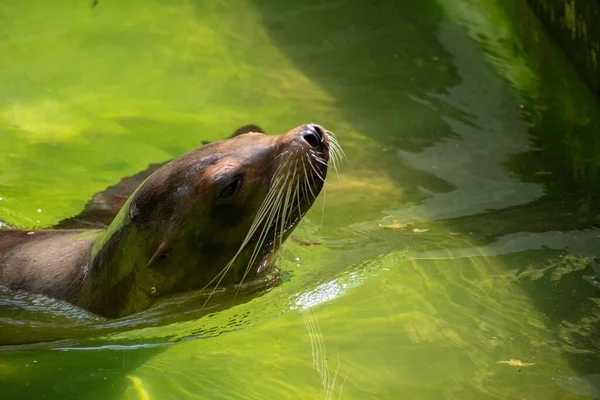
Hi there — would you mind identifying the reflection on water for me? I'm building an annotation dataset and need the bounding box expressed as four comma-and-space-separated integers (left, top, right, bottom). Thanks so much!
1, 0, 600, 399
302, 309, 351, 400
391, 20, 542, 222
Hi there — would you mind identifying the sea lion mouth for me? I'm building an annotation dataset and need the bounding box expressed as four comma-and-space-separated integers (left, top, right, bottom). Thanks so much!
204, 123, 343, 297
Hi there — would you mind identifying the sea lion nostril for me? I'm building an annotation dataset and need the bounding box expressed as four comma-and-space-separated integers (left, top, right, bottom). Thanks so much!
303, 132, 320, 147
302, 124, 324, 148
311, 125, 325, 140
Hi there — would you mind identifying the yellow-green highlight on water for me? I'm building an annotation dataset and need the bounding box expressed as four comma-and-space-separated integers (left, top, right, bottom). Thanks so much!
1, 0, 600, 399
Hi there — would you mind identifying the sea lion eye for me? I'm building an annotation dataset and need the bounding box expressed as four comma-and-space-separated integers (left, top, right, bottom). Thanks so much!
220, 176, 242, 199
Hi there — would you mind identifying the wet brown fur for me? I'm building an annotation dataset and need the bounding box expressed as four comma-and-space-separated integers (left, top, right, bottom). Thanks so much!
0, 230, 95, 301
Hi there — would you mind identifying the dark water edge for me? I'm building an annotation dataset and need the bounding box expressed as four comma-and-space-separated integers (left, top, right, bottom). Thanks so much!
526, 0, 600, 98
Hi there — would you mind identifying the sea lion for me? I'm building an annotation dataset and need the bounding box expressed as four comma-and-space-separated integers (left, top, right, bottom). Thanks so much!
0, 123, 341, 318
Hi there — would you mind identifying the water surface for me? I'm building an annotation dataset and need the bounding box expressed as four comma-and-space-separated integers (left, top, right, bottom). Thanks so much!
1, 0, 599, 399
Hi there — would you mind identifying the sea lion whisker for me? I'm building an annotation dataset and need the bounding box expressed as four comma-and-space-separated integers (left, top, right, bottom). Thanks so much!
291, 157, 312, 239
271, 153, 305, 255
320, 174, 327, 228
293, 159, 304, 221
324, 134, 343, 182
202, 194, 280, 307
251, 170, 289, 254
331, 145, 345, 162
328, 137, 342, 153
244, 180, 282, 239
270, 172, 288, 251
251, 184, 281, 228
272, 160, 289, 181
327, 138, 343, 162
277, 189, 290, 250
301, 166, 318, 232
301, 160, 317, 201
326, 131, 345, 158
302, 159, 319, 201
279, 161, 298, 247
329, 138, 344, 156
309, 150, 326, 161
306, 157, 326, 183
301, 163, 310, 203
294, 186, 308, 240
331, 149, 344, 170
276, 177, 294, 249
268, 160, 290, 193
325, 130, 339, 144
241, 216, 274, 278
311, 154, 333, 179
307, 150, 325, 167
199, 270, 230, 310
331, 158, 340, 182
273, 150, 290, 162
247, 177, 286, 247
286, 170, 302, 232
309, 152, 328, 166
327, 134, 341, 149
256, 186, 281, 222
326, 139, 340, 159
261, 172, 289, 254
244, 206, 277, 268
235, 225, 273, 296
294, 168, 302, 211
200, 173, 287, 305
244, 188, 283, 259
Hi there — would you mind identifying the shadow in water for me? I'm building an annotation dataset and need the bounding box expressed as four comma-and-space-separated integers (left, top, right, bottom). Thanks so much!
243, 0, 600, 381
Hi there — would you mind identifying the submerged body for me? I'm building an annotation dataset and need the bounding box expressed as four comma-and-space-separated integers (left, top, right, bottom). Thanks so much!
0, 124, 340, 317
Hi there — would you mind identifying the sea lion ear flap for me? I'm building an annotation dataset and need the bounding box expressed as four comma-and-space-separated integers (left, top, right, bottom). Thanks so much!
147, 234, 175, 268
200, 125, 265, 146
231, 124, 265, 137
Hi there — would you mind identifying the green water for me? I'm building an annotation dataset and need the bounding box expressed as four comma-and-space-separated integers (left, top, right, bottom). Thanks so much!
1, 0, 600, 399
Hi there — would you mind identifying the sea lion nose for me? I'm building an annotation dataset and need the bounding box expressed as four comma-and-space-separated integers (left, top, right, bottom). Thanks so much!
302, 124, 324, 148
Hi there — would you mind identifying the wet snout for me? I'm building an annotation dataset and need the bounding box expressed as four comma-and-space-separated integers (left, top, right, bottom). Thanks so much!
301, 124, 326, 148
280, 123, 330, 155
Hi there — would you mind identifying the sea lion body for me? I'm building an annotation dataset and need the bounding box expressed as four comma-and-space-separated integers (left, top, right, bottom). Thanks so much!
0, 230, 97, 301
0, 124, 336, 317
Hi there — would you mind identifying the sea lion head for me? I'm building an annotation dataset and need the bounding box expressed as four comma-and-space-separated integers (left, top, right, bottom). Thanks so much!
83, 123, 340, 317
